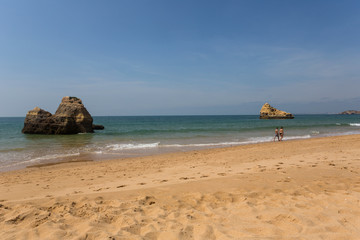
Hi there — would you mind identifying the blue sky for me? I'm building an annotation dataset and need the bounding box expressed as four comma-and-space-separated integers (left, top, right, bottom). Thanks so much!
1, 0, 360, 116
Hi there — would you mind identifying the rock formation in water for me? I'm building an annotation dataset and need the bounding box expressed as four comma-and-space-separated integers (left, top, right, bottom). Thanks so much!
259, 103, 294, 119
92, 124, 105, 130
22, 96, 104, 134
339, 110, 360, 115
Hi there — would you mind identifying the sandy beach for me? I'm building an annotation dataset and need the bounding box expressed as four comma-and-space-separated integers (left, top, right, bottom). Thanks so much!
1, 134, 360, 239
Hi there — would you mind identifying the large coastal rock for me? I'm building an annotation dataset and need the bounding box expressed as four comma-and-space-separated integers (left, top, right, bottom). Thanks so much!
259, 103, 294, 119
339, 110, 360, 115
22, 96, 104, 134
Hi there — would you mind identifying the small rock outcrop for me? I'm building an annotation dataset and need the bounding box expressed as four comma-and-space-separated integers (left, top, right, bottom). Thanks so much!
22, 96, 104, 134
92, 124, 105, 130
339, 110, 360, 115
260, 103, 294, 119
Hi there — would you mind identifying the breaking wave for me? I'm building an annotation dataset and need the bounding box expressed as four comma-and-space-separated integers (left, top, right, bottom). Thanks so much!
105, 142, 160, 151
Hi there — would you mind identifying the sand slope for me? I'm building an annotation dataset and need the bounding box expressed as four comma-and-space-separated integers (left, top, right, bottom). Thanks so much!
1, 135, 360, 239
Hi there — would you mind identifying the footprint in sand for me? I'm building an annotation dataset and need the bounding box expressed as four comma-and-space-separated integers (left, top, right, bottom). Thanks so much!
116, 185, 127, 188
217, 173, 226, 176
138, 196, 156, 206
160, 179, 168, 183
138, 182, 146, 185
95, 197, 104, 204
180, 177, 195, 180
0, 203, 8, 209
6, 214, 26, 224
284, 177, 291, 182
200, 175, 208, 178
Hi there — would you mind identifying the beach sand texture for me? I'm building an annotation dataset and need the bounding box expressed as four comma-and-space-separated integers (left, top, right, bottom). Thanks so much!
1, 135, 360, 239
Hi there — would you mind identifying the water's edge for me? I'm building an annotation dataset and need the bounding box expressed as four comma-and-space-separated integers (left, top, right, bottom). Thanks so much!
1, 115, 360, 172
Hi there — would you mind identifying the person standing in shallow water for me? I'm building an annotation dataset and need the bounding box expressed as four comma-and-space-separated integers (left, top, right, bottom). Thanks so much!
279, 126, 284, 141
274, 127, 279, 142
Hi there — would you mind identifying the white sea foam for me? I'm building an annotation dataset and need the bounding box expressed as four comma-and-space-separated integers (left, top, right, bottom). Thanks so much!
322, 130, 360, 137
29, 152, 81, 162
106, 142, 160, 151
245, 136, 274, 143
162, 142, 243, 148
284, 135, 311, 140
245, 135, 311, 143
350, 123, 360, 127
162, 135, 312, 149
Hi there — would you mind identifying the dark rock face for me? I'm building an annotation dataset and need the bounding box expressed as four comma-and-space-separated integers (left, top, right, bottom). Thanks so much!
339, 110, 360, 115
22, 97, 104, 134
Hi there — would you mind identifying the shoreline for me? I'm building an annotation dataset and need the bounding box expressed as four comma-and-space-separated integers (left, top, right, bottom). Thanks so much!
2, 114, 360, 173
16, 132, 360, 171
24, 136, 307, 171
1, 134, 360, 239
0, 132, 351, 173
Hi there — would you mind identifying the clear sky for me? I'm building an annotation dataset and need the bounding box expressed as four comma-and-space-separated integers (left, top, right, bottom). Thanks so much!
1, 0, 360, 116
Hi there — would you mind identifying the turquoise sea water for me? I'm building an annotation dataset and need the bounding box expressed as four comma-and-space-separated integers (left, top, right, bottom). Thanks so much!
1, 115, 360, 171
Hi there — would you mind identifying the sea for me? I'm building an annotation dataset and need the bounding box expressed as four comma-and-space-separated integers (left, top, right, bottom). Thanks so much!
1, 115, 360, 172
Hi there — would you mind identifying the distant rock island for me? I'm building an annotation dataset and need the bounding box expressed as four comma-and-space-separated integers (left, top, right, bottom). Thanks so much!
260, 103, 294, 119
22, 96, 104, 134
339, 110, 360, 115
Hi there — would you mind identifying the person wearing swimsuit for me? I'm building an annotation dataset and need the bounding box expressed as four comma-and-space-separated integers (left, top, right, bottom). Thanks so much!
274, 127, 279, 142
279, 126, 284, 141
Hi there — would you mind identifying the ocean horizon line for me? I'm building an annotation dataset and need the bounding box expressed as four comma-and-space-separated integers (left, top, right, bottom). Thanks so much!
0, 113, 346, 118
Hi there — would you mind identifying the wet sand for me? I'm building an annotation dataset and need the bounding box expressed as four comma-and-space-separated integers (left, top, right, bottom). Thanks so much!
1, 135, 360, 239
